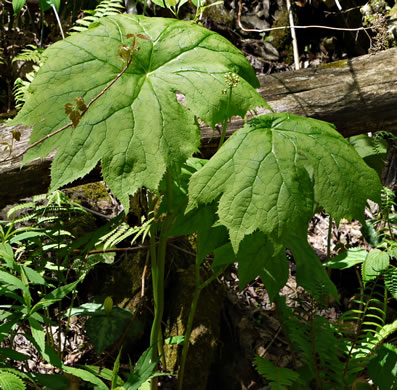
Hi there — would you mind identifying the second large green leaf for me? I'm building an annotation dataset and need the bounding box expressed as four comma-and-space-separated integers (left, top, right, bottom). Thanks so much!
13, 15, 266, 209
187, 113, 382, 251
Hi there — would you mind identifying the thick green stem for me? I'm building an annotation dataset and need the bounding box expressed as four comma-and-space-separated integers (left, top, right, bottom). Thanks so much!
150, 171, 175, 390
177, 238, 226, 390
148, 194, 158, 349
177, 265, 202, 390
150, 229, 168, 366
218, 87, 232, 150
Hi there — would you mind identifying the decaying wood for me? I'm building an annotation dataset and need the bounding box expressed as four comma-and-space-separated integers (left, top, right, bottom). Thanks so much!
1, 48, 397, 207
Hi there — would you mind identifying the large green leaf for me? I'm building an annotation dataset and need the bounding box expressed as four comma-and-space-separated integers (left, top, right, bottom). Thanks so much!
187, 113, 382, 252
13, 15, 266, 209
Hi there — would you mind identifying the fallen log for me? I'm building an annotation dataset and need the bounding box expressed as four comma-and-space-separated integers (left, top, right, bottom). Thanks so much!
1, 48, 397, 208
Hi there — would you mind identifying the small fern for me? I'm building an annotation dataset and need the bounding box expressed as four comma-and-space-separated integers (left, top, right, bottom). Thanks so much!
12, 45, 45, 110
337, 277, 397, 385
98, 214, 154, 250
7, 191, 86, 226
12, 44, 44, 64
384, 267, 397, 299
380, 187, 396, 220
70, 0, 125, 33
373, 130, 397, 151
253, 357, 300, 389
274, 295, 346, 389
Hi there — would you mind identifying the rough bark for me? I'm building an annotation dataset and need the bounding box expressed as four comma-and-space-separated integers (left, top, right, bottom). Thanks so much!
1, 48, 397, 207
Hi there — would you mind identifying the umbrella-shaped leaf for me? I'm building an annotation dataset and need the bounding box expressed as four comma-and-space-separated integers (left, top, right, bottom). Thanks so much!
187, 113, 382, 252
13, 15, 266, 209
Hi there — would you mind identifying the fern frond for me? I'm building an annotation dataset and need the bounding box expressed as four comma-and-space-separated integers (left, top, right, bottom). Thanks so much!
12, 45, 44, 65
373, 318, 397, 348
7, 191, 86, 227
12, 45, 45, 110
341, 279, 395, 384
384, 267, 397, 300
99, 216, 154, 250
253, 357, 300, 389
380, 187, 396, 219
311, 316, 346, 388
70, 0, 125, 33
374, 130, 397, 150
12, 78, 28, 110
275, 295, 345, 389
7, 196, 46, 220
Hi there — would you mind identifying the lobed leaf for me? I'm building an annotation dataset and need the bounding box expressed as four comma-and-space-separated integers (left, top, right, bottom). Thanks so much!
187, 113, 380, 298
13, 15, 266, 210
187, 113, 382, 252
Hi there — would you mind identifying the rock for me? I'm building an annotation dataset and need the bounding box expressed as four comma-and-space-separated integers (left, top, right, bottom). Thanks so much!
240, 15, 270, 31
241, 39, 279, 61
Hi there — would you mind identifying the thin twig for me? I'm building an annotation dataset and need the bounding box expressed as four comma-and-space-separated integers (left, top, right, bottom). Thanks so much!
260, 326, 282, 358
237, 0, 371, 34
15, 122, 74, 160
142, 249, 150, 297
72, 245, 151, 255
